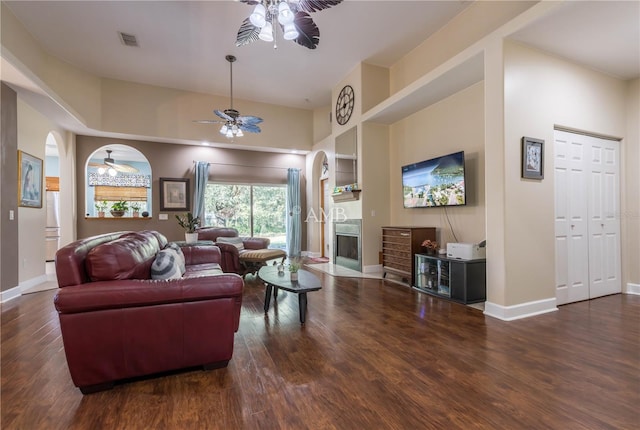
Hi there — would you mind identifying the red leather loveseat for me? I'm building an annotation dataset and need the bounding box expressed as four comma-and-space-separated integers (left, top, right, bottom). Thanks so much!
54, 230, 243, 394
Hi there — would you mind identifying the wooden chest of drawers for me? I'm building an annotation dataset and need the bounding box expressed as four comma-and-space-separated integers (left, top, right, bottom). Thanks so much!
382, 227, 436, 284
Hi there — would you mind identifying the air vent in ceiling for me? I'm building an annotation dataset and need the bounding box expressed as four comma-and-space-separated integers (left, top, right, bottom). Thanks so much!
118, 32, 139, 47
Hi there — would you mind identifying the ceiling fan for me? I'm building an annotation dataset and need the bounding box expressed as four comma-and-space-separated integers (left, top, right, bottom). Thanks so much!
89, 149, 138, 174
236, 0, 344, 50
193, 55, 263, 139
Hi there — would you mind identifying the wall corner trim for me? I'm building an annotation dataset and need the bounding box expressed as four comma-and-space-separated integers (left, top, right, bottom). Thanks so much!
1, 286, 21, 303
484, 297, 558, 321
626, 283, 640, 295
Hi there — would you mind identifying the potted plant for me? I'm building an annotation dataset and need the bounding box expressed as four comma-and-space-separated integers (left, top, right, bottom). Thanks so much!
110, 201, 129, 217
175, 212, 200, 243
421, 239, 439, 255
130, 202, 141, 218
289, 260, 301, 282
95, 201, 108, 218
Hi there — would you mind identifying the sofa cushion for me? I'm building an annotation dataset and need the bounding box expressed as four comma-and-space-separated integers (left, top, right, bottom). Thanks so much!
165, 242, 186, 275
184, 263, 223, 278
151, 249, 182, 280
85, 232, 160, 281
217, 236, 245, 251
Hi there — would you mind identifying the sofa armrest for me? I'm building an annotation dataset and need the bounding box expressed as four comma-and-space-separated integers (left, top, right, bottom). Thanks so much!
181, 245, 221, 266
54, 275, 243, 314
241, 237, 270, 250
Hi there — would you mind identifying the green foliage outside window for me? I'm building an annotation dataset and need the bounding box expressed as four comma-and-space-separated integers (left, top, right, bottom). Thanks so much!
204, 184, 286, 249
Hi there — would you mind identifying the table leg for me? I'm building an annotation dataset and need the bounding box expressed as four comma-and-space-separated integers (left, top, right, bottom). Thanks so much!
264, 284, 273, 313
273, 287, 278, 299
298, 292, 308, 324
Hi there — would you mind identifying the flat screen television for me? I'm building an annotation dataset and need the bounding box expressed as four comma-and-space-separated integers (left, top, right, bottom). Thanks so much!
402, 151, 466, 208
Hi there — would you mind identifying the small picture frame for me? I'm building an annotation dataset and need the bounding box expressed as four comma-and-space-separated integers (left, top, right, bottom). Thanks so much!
18, 150, 43, 208
159, 178, 190, 211
522, 137, 544, 180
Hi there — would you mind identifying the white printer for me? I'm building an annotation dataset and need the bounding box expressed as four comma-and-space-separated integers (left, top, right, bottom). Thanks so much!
446, 243, 486, 260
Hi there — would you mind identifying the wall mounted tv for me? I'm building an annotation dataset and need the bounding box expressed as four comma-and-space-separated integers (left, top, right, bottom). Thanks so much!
402, 151, 466, 208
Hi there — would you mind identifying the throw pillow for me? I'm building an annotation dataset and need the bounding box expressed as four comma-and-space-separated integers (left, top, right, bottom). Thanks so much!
151, 249, 182, 280
216, 236, 245, 251
165, 242, 186, 275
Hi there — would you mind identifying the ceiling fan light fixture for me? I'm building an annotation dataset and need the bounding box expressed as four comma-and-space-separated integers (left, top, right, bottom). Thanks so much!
220, 124, 228, 134
258, 21, 274, 42
283, 23, 299, 40
225, 128, 234, 138
249, 3, 266, 28
98, 167, 106, 175
108, 168, 117, 177
278, 1, 294, 25
236, 129, 244, 137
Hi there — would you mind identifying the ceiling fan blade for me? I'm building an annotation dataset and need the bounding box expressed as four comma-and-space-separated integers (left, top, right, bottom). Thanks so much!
292, 12, 320, 49
294, 0, 343, 13
193, 119, 224, 124
236, 17, 260, 47
105, 161, 138, 173
214, 109, 233, 121
238, 115, 263, 125
239, 124, 261, 134
89, 161, 107, 168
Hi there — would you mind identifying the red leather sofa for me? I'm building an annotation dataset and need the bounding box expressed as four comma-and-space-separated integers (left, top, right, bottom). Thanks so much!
196, 227, 273, 274
54, 230, 243, 394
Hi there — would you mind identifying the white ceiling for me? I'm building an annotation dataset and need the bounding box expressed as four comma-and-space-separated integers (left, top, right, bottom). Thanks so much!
2, 0, 639, 160
510, 1, 640, 81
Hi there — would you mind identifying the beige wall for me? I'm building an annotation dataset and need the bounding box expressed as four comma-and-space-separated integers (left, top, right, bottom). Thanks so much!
390, 1, 536, 95
624, 79, 640, 289
1, 3, 102, 127
503, 41, 631, 305
76, 136, 306, 242
390, 82, 486, 246
16, 99, 68, 286
100, 78, 314, 152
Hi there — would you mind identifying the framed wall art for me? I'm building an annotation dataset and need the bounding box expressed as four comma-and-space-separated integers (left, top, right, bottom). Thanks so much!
18, 150, 43, 208
521, 137, 544, 180
159, 178, 190, 211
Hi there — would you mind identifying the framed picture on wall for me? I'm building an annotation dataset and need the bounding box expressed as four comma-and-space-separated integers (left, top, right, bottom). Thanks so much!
18, 150, 43, 208
159, 178, 190, 211
521, 137, 544, 180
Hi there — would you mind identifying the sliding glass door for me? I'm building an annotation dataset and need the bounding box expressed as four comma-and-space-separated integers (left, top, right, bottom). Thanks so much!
204, 183, 286, 249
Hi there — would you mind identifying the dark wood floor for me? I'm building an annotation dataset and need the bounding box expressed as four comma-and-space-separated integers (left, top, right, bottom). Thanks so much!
2, 268, 639, 429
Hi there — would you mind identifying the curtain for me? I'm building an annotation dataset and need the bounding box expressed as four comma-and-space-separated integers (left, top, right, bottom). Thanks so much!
286, 168, 301, 258
192, 161, 209, 223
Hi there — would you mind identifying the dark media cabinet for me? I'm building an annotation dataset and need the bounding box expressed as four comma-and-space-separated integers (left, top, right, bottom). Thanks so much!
414, 253, 486, 304
382, 227, 436, 284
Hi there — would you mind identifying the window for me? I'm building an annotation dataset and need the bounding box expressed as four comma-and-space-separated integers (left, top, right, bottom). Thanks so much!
204, 183, 286, 249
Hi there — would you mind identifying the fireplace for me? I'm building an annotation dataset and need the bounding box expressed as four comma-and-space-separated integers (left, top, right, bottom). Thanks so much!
333, 219, 362, 272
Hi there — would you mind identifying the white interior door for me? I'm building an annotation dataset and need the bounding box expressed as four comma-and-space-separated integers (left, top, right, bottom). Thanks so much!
554, 130, 621, 305
587, 136, 621, 298
554, 131, 590, 304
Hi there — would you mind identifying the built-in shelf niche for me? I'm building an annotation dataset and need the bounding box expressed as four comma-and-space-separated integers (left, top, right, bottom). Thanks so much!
331, 189, 361, 202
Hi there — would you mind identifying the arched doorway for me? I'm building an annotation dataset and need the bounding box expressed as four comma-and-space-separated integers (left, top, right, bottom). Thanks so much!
85, 145, 152, 218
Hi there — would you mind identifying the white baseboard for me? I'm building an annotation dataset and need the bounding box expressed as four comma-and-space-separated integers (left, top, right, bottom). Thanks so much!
627, 283, 640, 295
1, 286, 21, 303
363, 264, 382, 274
20, 274, 48, 293
484, 297, 558, 321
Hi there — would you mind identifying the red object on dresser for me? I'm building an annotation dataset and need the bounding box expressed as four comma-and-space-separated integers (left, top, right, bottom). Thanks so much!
54, 230, 243, 394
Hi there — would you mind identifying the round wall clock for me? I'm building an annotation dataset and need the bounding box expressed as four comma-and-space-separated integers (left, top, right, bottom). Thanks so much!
335, 85, 355, 125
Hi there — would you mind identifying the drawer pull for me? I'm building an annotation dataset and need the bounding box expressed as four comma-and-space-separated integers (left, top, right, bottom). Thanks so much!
400, 233, 409, 236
